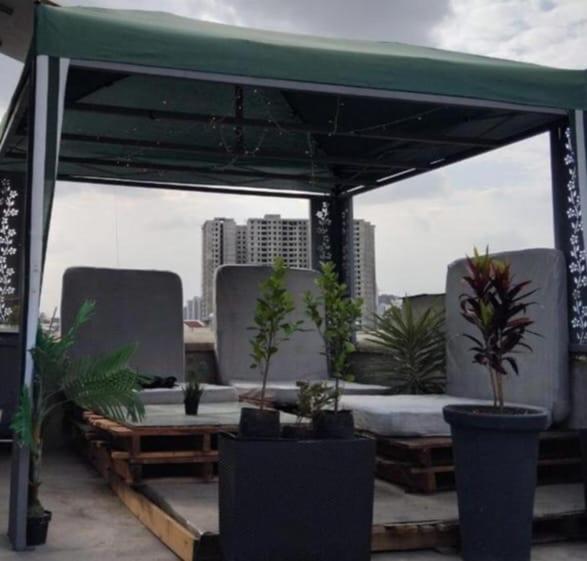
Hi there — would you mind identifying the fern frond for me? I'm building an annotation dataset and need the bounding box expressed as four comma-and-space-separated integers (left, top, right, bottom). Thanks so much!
10, 387, 36, 451
62, 344, 145, 422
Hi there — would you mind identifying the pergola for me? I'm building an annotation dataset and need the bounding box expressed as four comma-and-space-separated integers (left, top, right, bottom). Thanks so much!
0, 2, 586, 550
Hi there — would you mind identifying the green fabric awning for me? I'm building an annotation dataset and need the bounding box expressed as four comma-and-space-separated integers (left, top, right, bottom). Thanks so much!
35, 5, 587, 111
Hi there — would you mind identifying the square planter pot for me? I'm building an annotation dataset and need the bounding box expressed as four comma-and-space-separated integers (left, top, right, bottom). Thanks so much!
219, 434, 375, 561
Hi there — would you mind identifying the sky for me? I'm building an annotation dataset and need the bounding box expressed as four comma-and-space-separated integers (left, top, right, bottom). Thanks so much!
1, 0, 586, 314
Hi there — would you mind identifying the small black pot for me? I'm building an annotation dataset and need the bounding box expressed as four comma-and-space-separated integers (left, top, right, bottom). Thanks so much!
26, 510, 52, 546
443, 405, 549, 561
313, 410, 355, 439
184, 397, 201, 415
239, 407, 280, 438
580, 429, 587, 509
281, 425, 313, 439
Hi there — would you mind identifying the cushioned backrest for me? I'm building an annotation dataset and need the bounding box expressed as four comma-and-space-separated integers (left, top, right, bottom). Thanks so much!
214, 265, 327, 384
61, 267, 185, 380
446, 248, 569, 422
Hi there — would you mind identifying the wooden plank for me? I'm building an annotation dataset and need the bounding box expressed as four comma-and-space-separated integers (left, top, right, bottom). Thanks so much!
111, 450, 219, 463
372, 511, 587, 552
371, 520, 458, 551
110, 475, 197, 561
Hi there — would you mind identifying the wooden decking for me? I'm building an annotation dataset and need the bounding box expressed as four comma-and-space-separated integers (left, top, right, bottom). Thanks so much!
374, 431, 583, 493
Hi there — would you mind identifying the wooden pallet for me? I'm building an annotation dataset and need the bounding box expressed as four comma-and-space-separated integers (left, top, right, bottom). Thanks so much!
371, 510, 587, 552
72, 411, 224, 484
73, 419, 587, 558
375, 431, 582, 493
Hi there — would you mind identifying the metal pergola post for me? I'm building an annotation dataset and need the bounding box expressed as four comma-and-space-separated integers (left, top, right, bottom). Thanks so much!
309, 192, 355, 295
8, 54, 68, 551
551, 113, 587, 349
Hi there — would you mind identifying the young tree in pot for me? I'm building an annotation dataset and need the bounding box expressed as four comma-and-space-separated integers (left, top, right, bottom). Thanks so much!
442, 248, 548, 561
240, 257, 303, 438
11, 301, 145, 546
282, 381, 339, 439
305, 261, 362, 438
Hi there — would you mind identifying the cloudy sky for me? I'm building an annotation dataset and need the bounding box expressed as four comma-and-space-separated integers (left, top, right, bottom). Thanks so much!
1, 0, 586, 314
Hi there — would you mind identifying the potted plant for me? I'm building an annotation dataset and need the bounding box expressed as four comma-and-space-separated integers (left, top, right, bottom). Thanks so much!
442, 248, 548, 561
240, 256, 303, 438
183, 373, 202, 415
220, 262, 375, 561
305, 261, 362, 438
281, 381, 338, 439
367, 300, 446, 393
11, 301, 145, 546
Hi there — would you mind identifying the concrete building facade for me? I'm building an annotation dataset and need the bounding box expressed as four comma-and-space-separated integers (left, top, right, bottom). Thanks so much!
201, 214, 376, 325
183, 296, 202, 321
201, 218, 238, 321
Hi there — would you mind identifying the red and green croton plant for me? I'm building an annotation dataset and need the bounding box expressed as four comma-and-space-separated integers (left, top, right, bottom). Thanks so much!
460, 248, 536, 411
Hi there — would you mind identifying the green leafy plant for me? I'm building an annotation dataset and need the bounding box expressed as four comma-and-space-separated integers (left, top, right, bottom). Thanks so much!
11, 301, 144, 518
183, 372, 202, 403
460, 248, 536, 411
367, 300, 446, 394
304, 261, 363, 412
249, 257, 304, 409
296, 381, 339, 423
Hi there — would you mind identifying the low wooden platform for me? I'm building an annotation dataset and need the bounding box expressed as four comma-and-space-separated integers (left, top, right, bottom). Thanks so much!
375, 431, 583, 493
71, 403, 300, 485
72, 409, 587, 559
73, 411, 221, 484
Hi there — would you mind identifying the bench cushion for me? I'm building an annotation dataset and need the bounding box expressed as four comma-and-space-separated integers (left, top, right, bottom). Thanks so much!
232, 380, 388, 405
215, 265, 327, 384
341, 394, 551, 437
61, 267, 185, 380
140, 384, 238, 405
446, 248, 569, 422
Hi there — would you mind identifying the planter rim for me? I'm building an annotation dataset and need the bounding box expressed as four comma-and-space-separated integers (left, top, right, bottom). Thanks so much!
220, 432, 366, 443
443, 404, 549, 432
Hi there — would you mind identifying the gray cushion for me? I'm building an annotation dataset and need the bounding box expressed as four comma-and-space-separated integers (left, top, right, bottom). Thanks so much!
231, 380, 389, 405
140, 384, 238, 405
446, 248, 569, 423
61, 267, 185, 381
341, 394, 550, 437
214, 265, 327, 384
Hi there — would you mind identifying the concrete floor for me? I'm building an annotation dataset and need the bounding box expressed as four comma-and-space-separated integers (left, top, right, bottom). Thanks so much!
147, 476, 583, 533
1, 447, 586, 560
0, 446, 174, 561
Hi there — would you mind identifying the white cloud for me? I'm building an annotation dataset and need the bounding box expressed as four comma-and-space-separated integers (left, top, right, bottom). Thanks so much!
0, 0, 582, 309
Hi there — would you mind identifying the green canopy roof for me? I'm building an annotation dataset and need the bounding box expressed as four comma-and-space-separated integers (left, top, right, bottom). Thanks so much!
0, 5, 577, 196
36, 5, 586, 111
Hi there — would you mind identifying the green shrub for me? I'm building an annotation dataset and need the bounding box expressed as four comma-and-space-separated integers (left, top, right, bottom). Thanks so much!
367, 300, 446, 394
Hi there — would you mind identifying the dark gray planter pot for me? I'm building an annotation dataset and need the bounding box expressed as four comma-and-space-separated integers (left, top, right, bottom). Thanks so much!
443, 405, 549, 561
219, 434, 375, 561
580, 429, 587, 509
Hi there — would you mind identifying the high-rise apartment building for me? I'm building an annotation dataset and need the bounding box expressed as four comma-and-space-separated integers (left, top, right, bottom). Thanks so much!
183, 296, 202, 321
246, 215, 310, 268
353, 219, 377, 327
201, 215, 376, 326
201, 218, 238, 321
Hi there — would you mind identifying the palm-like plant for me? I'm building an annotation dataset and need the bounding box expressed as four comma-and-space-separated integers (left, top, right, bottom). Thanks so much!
367, 300, 446, 394
460, 248, 536, 411
11, 300, 144, 518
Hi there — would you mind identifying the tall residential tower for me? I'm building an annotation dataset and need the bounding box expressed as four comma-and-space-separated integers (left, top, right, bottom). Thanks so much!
201, 214, 376, 326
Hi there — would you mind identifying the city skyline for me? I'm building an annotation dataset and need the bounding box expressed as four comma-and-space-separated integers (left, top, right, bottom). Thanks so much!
199, 214, 377, 326
13, 1, 582, 316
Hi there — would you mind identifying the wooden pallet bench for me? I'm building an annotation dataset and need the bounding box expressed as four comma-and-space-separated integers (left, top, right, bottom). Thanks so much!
375, 431, 582, 493
73, 411, 225, 484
